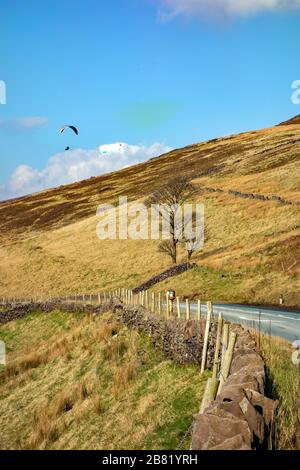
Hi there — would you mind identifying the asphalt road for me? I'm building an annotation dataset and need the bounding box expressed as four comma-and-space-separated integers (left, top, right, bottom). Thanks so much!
185, 302, 300, 343
66, 294, 300, 344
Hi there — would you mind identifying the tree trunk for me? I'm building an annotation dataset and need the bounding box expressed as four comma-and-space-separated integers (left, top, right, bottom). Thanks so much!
172, 238, 177, 264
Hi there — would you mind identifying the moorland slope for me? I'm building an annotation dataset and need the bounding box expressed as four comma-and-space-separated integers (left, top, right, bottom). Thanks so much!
0, 117, 299, 307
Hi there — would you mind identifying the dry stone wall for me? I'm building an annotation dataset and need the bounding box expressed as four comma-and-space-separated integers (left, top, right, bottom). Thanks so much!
113, 302, 218, 367
132, 262, 197, 294
0, 299, 217, 367
191, 325, 277, 450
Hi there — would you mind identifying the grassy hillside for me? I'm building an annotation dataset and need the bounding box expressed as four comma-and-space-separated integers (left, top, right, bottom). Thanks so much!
0, 119, 299, 307
0, 310, 208, 450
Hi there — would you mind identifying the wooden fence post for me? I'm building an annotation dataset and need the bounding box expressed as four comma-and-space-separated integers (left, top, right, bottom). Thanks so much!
186, 299, 190, 320
151, 293, 155, 313
200, 302, 213, 374
176, 297, 181, 319
166, 293, 169, 319
218, 331, 237, 392
197, 300, 201, 321
221, 323, 229, 366
158, 292, 161, 315
212, 313, 223, 379
200, 378, 220, 414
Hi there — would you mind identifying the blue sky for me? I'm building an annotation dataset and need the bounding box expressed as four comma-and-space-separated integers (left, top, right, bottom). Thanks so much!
0, 0, 300, 198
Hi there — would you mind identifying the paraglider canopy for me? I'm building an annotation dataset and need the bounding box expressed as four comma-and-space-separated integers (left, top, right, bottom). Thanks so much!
59, 125, 78, 151
59, 125, 78, 135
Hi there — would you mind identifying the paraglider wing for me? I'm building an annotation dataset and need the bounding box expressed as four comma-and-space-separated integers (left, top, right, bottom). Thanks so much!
65, 147, 70, 151
59, 125, 78, 135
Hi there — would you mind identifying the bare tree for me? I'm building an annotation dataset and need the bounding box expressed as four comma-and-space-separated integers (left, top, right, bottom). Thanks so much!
182, 237, 200, 263
146, 176, 195, 264
146, 176, 194, 208
180, 209, 206, 263
158, 240, 177, 264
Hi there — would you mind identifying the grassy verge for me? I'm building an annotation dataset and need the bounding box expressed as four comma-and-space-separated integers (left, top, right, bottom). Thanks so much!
258, 334, 300, 450
0, 310, 209, 450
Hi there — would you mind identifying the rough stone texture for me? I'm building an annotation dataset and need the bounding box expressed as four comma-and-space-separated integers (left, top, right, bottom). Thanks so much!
203, 186, 298, 206
113, 303, 218, 367
0, 300, 100, 324
192, 405, 252, 450
191, 324, 277, 450
132, 262, 197, 294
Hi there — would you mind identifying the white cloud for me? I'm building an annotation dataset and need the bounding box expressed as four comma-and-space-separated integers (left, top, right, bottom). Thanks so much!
0, 142, 172, 201
0, 116, 48, 132
157, 0, 300, 20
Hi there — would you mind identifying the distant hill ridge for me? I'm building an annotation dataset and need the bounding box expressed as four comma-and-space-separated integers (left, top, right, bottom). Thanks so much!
278, 114, 300, 126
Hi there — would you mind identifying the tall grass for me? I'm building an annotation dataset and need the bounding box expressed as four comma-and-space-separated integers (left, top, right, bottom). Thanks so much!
256, 333, 300, 450
0, 310, 208, 450
28, 380, 90, 449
